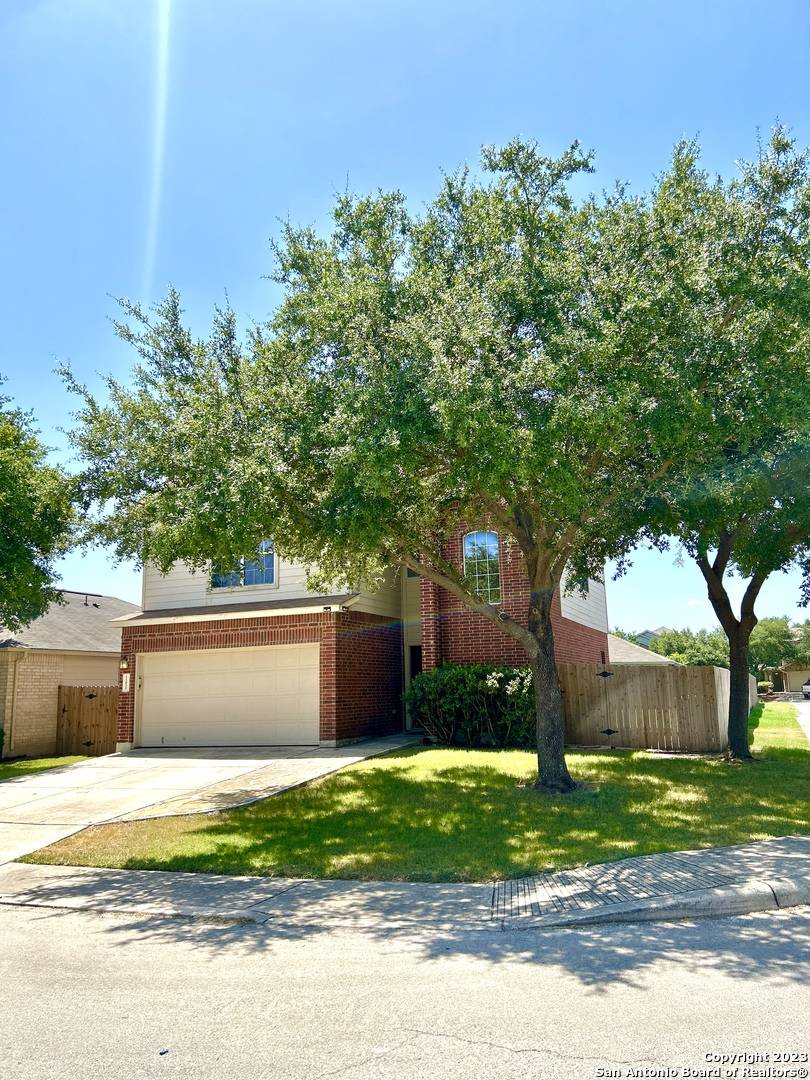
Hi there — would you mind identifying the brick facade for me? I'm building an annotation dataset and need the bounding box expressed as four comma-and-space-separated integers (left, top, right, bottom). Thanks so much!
420, 528, 609, 670
0, 650, 120, 758
117, 609, 403, 747
116, 529, 607, 748
1, 651, 63, 757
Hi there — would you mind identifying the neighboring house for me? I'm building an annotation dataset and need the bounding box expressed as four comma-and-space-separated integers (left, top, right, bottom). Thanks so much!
0, 591, 139, 758
113, 527, 610, 750
635, 626, 674, 649
778, 663, 810, 693
607, 634, 681, 665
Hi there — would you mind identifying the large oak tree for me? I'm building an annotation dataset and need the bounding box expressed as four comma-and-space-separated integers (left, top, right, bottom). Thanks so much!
65, 137, 791, 791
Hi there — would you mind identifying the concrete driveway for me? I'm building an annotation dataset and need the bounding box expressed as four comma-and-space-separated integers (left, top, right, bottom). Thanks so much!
0, 735, 415, 864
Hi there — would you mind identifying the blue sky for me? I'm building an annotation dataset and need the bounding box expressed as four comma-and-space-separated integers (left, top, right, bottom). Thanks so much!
2, 0, 808, 631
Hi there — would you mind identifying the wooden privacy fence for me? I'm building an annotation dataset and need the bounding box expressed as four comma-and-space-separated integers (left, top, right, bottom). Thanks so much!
56, 685, 119, 756
559, 664, 756, 753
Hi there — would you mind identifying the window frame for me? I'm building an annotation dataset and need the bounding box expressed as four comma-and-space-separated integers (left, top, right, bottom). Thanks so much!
462, 529, 501, 604
209, 540, 279, 591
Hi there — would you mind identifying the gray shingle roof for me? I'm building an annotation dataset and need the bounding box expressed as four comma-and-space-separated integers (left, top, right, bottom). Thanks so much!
0, 591, 139, 653
115, 593, 356, 625
608, 634, 681, 665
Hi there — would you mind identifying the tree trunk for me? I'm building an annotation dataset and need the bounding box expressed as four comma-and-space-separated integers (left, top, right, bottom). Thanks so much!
695, 544, 764, 763
528, 588, 576, 793
728, 629, 754, 760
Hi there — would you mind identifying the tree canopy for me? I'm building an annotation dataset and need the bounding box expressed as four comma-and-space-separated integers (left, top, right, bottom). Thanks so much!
65, 130, 810, 783
66, 139, 721, 790
649, 628, 730, 668
748, 616, 800, 675
639, 128, 810, 755
0, 388, 73, 631
646, 619, 802, 675
794, 620, 810, 666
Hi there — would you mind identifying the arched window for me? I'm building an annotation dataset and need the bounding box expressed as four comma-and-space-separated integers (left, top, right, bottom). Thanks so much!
463, 530, 501, 603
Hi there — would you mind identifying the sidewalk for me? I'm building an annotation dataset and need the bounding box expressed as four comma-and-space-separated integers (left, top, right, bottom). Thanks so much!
1, 835, 808, 931
493, 835, 810, 928
794, 699, 810, 745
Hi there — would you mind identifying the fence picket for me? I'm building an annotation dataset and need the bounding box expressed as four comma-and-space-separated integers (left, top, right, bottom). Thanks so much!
558, 663, 740, 753
56, 686, 119, 756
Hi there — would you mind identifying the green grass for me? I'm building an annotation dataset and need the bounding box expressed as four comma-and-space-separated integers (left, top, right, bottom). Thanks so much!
24, 702, 809, 882
0, 755, 86, 782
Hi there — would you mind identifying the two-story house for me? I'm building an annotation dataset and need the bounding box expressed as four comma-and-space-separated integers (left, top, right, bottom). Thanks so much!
112, 529, 609, 750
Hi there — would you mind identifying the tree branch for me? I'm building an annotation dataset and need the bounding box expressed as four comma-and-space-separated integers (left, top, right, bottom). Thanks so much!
739, 566, 767, 634
695, 550, 739, 638
712, 530, 735, 579
402, 553, 538, 656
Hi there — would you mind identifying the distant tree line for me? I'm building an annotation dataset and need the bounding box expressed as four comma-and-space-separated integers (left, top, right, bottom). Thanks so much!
615, 619, 810, 676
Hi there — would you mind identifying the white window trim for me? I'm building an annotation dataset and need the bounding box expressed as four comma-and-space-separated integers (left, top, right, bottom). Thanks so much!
207, 547, 280, 593
462, 529, 502, 605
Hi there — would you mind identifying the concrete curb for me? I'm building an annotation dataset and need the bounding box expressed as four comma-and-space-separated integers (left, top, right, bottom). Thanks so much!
3, 876, 808, 931
1, 840, 809, 932
0, 897, 268, 926
498, 876, 810, 930
1, 873, 808, 932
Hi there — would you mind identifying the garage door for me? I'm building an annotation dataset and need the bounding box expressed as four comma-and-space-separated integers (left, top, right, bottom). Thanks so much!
138, 644, 320, 746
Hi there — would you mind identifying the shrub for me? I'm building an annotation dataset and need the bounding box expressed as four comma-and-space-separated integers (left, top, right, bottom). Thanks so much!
404, 663, 535, 748
757, 680, 774, 693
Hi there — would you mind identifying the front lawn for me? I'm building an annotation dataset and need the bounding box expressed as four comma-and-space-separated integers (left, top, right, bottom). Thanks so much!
0, 755, 87, 783
24, 702, 809, 882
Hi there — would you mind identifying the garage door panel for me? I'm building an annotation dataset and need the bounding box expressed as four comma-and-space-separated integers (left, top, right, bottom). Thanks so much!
138, 644, 320, 746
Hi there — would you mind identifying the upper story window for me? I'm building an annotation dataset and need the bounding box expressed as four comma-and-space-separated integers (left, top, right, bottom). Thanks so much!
463, 530, 501, 603
211, 540, 275, 589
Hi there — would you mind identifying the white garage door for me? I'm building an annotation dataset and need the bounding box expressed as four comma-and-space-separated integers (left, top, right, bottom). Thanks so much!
138, 644, 320, 747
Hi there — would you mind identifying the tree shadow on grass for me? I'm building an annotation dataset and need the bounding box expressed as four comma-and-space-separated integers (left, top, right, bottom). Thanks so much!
17, 736, 809, 989
29, 745, 810, 884
14, 742, 810, 988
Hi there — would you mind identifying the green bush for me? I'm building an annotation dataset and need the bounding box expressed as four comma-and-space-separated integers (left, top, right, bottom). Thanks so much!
404, 663, 535, 748
757, 680, 774, 693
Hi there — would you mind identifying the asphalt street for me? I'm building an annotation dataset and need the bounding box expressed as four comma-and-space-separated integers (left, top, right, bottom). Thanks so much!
2, 902, 808, 1079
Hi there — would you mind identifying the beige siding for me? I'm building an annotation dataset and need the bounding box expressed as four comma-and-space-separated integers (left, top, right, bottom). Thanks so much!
784, 668, 810, 692
61, 653, 119, 686
143, 560, 611, 633
142, 557, 326, 611
143, 558, 404, 617
403, 573, 422, 645
560, 574, 609, 633
351, 567, 402, 619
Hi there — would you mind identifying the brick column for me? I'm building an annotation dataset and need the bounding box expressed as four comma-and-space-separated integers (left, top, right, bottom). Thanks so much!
116, 627, 136, 749
420, 578, 442, 671
319, 616, 339, 743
